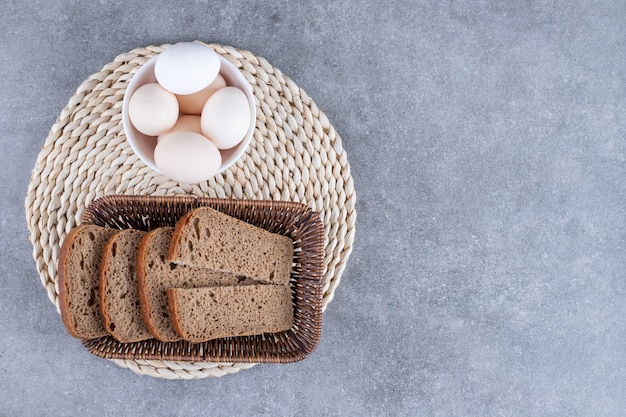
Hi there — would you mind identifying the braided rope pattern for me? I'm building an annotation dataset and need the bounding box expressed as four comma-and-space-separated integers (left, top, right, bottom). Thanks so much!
25, 42, 356, 379
112, 359, 257, 379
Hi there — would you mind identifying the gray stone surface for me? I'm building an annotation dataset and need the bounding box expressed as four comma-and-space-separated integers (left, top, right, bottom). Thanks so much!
2, 1, 625, 416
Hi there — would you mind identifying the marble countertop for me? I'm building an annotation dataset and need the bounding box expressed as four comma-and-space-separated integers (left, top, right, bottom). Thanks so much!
2, 1, 624, 416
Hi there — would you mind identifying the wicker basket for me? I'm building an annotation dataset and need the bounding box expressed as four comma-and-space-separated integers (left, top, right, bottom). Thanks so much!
78, 195, 324, 363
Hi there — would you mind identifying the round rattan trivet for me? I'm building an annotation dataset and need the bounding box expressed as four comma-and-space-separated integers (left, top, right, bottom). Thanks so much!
25, 42, 356, 379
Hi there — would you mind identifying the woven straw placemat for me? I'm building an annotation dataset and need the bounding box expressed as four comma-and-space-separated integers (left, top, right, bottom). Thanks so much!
24, 42, 356, 379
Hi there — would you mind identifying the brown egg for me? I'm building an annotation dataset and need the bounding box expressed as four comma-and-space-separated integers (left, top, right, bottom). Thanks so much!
176, 74, 227, 115
157, 115, 203, 144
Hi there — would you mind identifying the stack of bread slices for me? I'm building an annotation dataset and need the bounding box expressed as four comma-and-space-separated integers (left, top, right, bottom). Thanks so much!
57, 206, 294, 344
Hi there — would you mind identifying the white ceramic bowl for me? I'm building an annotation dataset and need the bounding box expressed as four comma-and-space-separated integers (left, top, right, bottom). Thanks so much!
122, 46, 256, 181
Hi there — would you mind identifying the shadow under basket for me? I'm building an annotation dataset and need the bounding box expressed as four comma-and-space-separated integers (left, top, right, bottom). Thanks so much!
79, 195, 325, 364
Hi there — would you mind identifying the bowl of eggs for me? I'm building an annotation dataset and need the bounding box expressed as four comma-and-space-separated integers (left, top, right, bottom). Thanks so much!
122, 42, 256, 184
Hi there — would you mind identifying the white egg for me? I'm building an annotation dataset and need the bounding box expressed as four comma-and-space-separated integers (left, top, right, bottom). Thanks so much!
201, 87, 251, 149
177, 74, 227, 115
128, 83, 179, 136
155, 42, 221, 95
154, 131, 222, 184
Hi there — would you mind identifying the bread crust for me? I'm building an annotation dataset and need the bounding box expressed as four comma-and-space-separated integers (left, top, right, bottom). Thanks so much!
167, 285, 294, 343
136, 228, 175, 341
58, 225, 114, 339
98, 229, 122, 338
139, 226, 256, 342
99, 229, 151, 343
166, 288, 184, 340
57, 208, 297, 344
166, 207, 293, 285
57, 225, 88, 339
166, 210, 194, 265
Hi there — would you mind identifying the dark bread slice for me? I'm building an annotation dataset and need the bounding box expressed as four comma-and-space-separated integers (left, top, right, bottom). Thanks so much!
58, 225, 118, 339
137, 227, 258, 342
167, 284, 294, 343
99, 229, 152, 343
167, 207, 294, 285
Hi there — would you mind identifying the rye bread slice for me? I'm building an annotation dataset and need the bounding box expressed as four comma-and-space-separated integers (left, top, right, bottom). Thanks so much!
137, 227, 258, 342
57, 225, 118, 339
167, 284, 294, 343
99, 229, 152, 343
167, 207, 294, 285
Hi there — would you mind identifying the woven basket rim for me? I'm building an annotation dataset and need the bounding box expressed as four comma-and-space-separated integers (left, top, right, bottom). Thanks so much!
78, 195, 324, 363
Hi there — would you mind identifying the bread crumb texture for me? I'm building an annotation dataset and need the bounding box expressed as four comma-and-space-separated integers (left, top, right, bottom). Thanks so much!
138, 227, 258, 342
58, 206, 297, 344
100, 229, 152, 343
59, 225, 117, 339
168, 284, 294, 343
168, 207, 293, 285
